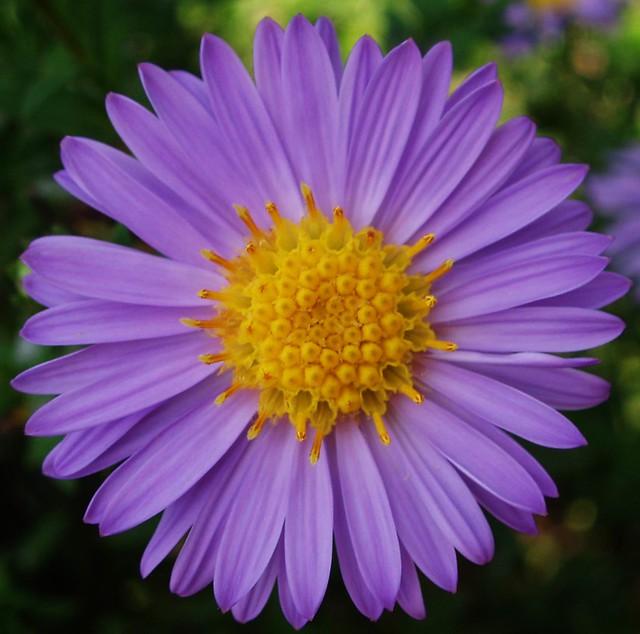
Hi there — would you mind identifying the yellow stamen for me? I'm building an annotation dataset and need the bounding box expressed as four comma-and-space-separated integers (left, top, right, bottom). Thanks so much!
200, 249, 236, 272
424, 258, 454, 284
372, 412, 391, 445
406, 233, 436, 258
198, 289, 235, 302
234, 204, 265, 240
425, 339, 458, 352
214, 382, 242, 405
247, 411, 269, 440
423, 295, 438, 308
295, 419, 306, 441
310, 430, 324, 465
398, 384, 424, 404
181, 317, 225, 329
301, 182, 319, 218
198, 352, 232, 365
266, 201, 285, 229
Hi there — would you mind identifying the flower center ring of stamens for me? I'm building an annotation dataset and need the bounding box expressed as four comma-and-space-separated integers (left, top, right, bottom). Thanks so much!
184, 184, 456, 463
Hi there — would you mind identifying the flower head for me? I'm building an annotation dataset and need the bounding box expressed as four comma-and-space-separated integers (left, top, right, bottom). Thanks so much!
13, 15, 627, 627
587, 144, 640, 296
502, 0, 625, 54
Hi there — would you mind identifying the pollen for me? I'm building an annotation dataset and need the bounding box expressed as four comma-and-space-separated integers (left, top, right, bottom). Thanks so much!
189, 184, 455, 463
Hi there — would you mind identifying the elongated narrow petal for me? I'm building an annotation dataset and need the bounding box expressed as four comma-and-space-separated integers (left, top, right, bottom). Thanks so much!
60, 137, 208, 266
86, 389, 256, 535
333, 422, 402, 608
24, 333, 216, 435
281, 15, 339, 210
214, 423, 297, 610
421, 361, 587, 448
23, 236, 220, 306
284, 438, 333, 619
21, 300, 214, 345
344, 40, 422, 226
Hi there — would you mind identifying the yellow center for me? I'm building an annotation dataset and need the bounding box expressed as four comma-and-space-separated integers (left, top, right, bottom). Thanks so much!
184, 185, 456, 463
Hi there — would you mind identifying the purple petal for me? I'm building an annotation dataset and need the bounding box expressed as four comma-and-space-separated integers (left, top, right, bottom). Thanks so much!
22, 272, 85, 307
85, 386, 255, 535
231, 549, 278, 623
200, 34, 300, 217
284, 437, 333, 620
466, 363, 610, 411
363, 422, 459, 590
485, 201, 594, 252
445, 62, 497, 112
169, 70, 212, 112
315, 17, 343, 87
344, 40, 422, 227
22, 236, 220, 307
12, 335, 212, 396
278, 540, 309, 630
253, 18, 285, 136
420, 359, 587, 448
532, 271, 631, 309
390, 419, 495, 565
60, 137, 208, 266
437, 306, 625, 353
141, 467, 219, 577
395, 397, 546, 514
21, 300, 213, 345
55, 169, 105, 214
396, 545, 426, 620
381, 81, 503, 243
282, 15, 339, 211
105, 92, 240, 246
76, 378, 219, 479
24, 332, 216, 435
338, 35, 383, 160
425, 164, 588, 263
465, 478, 538, 534
328, 436, 384, 620
428, 393, 559, 498
43, 408, 150, 479
432, 256, 607, 322
439, 232, 611, 294
504, 137, 562, 186
397, 41, 453, 173
427, 350, 599, 369
214, 423, 296, 610
137, 62, 250, 212
411, 116, 535, 244
170, 439, 247, 596
333, 421, 401, 609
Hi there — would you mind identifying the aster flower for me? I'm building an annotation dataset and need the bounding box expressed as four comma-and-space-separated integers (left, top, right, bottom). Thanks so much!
587, 144, 640, 295
13, 15, 627, 627
502, 0, 625, 54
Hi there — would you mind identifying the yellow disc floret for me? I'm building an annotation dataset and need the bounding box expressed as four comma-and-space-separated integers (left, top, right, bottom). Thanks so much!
186, 185, 456, 464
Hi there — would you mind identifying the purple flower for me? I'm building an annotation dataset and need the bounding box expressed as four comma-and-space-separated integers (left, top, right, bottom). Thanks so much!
587, 145, 640, 295
13, 15, 627, 627
502, 0, 625, 54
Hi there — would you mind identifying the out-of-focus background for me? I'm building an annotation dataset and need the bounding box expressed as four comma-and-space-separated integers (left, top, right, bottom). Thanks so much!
1, 0, 640, 632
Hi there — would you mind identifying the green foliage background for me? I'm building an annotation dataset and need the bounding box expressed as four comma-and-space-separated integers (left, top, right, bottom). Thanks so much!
1, 0, 639, 632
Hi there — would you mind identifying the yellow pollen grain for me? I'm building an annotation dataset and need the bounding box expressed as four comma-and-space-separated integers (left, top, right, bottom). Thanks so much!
190, 188, 455, 463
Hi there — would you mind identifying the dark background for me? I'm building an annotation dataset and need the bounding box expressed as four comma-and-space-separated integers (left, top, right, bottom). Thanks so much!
2, 0, 639, 631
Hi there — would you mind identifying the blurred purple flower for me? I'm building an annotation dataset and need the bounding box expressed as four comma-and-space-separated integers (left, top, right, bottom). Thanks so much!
502, 0, 625, 54
588, 145, 640, 295
13, 15, 627, 628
